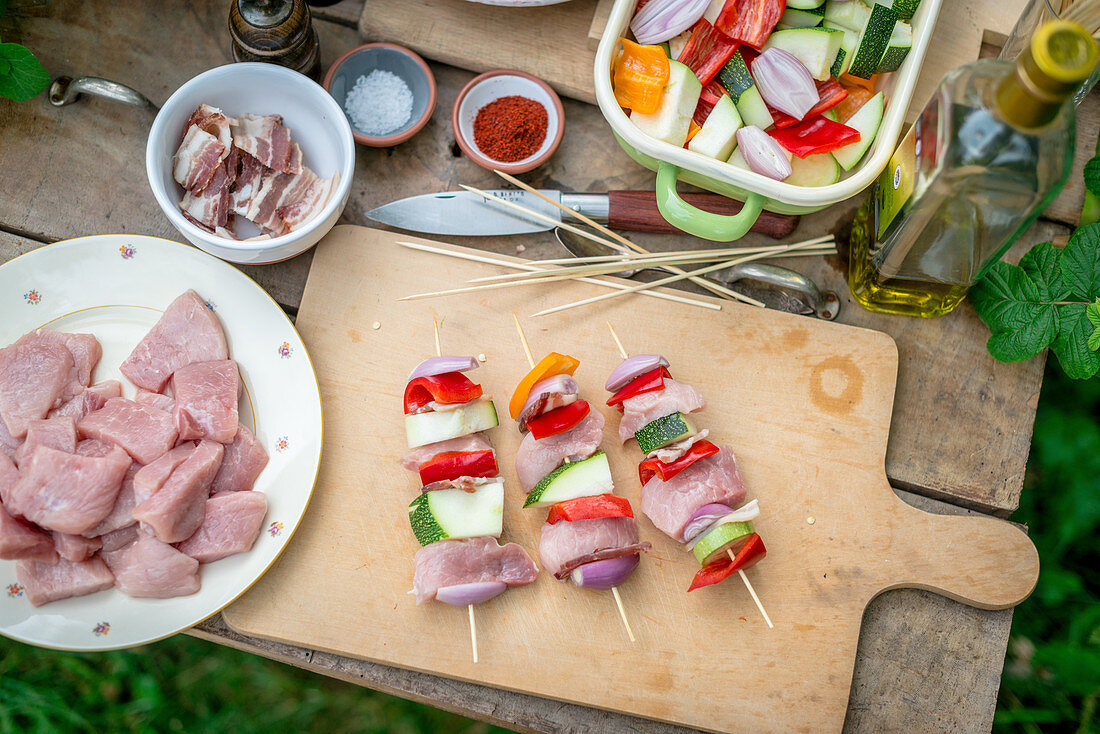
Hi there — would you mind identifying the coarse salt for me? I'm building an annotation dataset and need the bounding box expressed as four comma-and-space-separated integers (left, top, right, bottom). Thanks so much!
344, 70, 414, 137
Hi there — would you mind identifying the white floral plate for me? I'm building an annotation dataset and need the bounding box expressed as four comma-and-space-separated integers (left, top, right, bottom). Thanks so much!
0, 235, 322, 650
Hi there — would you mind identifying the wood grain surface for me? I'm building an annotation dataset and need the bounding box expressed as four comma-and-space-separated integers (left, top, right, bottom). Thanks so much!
221, 226, 1037, 732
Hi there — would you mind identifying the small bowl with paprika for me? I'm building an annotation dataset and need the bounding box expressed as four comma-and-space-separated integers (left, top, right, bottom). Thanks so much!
452, 70, 564, 174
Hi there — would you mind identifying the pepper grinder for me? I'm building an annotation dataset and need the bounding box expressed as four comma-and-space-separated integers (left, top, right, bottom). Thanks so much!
229, 0, 321, 81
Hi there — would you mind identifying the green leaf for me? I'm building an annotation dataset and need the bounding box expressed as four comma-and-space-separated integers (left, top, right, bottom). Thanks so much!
1053, 302, 1100, 379
971, 257, 1059, 362
1020, 240, 1072, 301
1061, 223, 1100, 300
1084, 156, 1100, 198
0, 0, 7, 18
1088, 299, 1100, 352
0, 43, 48, 102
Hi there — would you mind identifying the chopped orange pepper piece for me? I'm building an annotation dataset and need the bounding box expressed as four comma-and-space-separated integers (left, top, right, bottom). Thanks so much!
840, 73, 878, 92
685, 119, 702, 144
833, 85, 876, 124
613, 38, 671, 115
509, 352, 581, 419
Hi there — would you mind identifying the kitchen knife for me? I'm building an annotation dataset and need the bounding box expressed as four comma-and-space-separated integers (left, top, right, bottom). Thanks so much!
366, 189, 800, 239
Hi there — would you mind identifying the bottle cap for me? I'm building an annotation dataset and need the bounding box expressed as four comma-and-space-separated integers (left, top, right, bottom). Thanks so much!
1021, 20, 1098, 102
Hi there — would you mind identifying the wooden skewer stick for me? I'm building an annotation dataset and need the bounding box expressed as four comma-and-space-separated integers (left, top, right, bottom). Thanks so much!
513, 314, 636, 644
433, 317, 481, 661
608, 322, 773, 630
396, 241, 721, 312
461, 184, 763, 308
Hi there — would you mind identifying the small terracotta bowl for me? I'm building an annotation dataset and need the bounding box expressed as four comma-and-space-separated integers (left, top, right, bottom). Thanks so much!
323, 42, 436, 147
452, 69, 564, 174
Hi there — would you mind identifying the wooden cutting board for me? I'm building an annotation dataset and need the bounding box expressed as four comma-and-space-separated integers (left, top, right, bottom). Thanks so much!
223, 225, 1038, 733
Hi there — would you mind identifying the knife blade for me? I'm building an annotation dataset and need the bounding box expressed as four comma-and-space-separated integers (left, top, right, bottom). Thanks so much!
366, 189, 800, 239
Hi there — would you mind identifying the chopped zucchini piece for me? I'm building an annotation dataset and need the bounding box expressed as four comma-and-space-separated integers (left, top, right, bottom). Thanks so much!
635, 412, 697, 454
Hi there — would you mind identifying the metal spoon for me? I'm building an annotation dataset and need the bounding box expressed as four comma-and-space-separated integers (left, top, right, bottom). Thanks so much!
553, 226, 838, 319
48, 76, 158, 111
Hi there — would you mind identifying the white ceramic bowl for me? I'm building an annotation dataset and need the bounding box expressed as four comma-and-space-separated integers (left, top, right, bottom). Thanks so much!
146, 63, 355, 264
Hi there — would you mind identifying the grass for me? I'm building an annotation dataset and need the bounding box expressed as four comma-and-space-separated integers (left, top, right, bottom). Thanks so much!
0, 361, 1095, 733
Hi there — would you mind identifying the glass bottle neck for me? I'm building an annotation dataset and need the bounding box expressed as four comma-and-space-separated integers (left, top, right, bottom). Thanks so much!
995, 62, 1068, 129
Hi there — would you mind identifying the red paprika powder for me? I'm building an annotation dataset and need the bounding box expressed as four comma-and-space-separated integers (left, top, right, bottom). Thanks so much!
472, 95, 548, 163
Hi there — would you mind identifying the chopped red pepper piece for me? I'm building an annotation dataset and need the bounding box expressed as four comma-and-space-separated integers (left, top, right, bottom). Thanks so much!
769, 78, 848, 128
687, 533, 767, 591
418, 450, 498, 485
638, 439, 720, 484
677, 19, 740, 87
693, 80, 727, 126
769, 116, 861, 159
606, 366, 671, 411
403, 372, 483, 414
714, 0, 784, 50
546, 494, 634, 524
527, 400, 591, 440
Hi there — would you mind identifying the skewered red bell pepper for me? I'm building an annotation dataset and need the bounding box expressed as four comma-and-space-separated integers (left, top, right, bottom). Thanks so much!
678, 19, 740, 87
546, 494, 634, 524
693, 80, 727, 126
769, 77, 848, 128
403, 372, 483, 414
687, 533, 767, 591
638, 439, 720, 484
527, 400, 591, 440
418, 450, 498, 485
768, 116, 861, 159
714, 0, 784, 50
606, 366, 672, 411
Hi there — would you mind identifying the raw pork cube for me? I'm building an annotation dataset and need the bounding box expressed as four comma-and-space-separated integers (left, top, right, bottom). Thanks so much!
16, 556, 115, 607
83, 463, 140, 538
0, 417, 20, 459
176, 491, 267, 563
10, 444, 132, 534
135, 389, 175, 413
50, 380, 123, 421
75, 438, 118, 458
0, 504, 58, 564
52, 532, 102, 563
120, 290, 228, 392
0, 452, 17, 511
21, 330, 101, 388
210, 424, 268, 494
104, 532, 200, 598
0, 335, 77, 438
131, 440, 224, 543
132, 443, 196, 505
14, 416, 77, 466
79, 398, 178, 465
99, 524, 139, 552
172, 360, 240, 443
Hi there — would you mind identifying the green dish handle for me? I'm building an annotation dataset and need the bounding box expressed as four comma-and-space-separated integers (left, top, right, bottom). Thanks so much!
655, 161, 765, 242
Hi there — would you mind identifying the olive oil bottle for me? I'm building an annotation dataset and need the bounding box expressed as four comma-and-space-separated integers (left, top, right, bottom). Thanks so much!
848, 20, 1099, 317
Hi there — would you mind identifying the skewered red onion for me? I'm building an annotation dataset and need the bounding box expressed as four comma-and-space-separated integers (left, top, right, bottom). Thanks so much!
682, 503, 735, 544
569, 554, 641, 590
604, 354, 669, 392
407, 356, 480, 381
518, 374, 580, 418
735, 126, 793, 181
434, 581, 507, 606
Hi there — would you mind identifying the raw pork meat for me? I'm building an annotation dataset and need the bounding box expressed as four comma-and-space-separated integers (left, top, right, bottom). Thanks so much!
641, 447, 747, 542
515, 411, 604, 492
0, 504, 57, 564
0, 418, 19, 459
132, 443, 197, 505
22, 330, 101, 388
119, 290, 228, 392
172, 360, 240, 443
99, 524, 139, 552
11, 444, 132, 534
50, 380, 123, 421
135, 389, 175, 413
16, 556, 115, 607
0, 335, 77, 438
14, 416, 77, 466
131, 440, 224, 543
175, 491, 267, 563
275, 171, 339, 231
0, 452, 17, 510
412, 536, 538, 604
538, 517, 645, 578
79, 398, 178, 465
618, 379, 706, 443
83, 463, 140, 538
398, 433, 492, 472
210, 424, 268, 494
52, 532, 102, 563
103, 533, 200, 599
75, 438, 118, 458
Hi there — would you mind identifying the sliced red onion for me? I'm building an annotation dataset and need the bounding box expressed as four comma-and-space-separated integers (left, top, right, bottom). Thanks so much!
569, 554, 640, 590
519, 374, 580, 418
684, 499, 761, 550
682, 503, 734, 545
630, 0, 711, 45
407, 356, 480, 382
735, 126, 793, 181
752, 48, 819, 121
604, 354, 669, 392
434, 581, 507, 606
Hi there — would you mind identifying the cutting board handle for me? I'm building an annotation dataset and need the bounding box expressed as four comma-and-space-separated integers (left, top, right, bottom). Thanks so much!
875, 500, 1040, 610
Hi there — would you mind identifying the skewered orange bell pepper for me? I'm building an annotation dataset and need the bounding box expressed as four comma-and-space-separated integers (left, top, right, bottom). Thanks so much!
613, 38, 670, 115
509, 352, 581, 419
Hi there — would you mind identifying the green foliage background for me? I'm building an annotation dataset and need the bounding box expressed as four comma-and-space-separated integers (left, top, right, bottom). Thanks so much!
0, 360, 1095, 733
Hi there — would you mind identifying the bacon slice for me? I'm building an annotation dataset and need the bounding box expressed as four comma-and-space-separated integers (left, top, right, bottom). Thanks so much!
275, 171, 338, 232
231, 113, 295, 173
173, 126, 225, 194
185, 103, 236, 152
235, 166, 319, 236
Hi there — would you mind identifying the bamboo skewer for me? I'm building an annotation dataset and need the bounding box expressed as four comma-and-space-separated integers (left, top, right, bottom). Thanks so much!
512, 314, 637, 644
532, 238, 827, 318
462, 184, 764, 307
396, 241, 721, 312
432, 317, 480, 663
608, 322, 773, 630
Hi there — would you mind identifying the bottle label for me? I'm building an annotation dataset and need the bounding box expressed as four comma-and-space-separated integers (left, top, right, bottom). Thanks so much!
877, 125, 917, 240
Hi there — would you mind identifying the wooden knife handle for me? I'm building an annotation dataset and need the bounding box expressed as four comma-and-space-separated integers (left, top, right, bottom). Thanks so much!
607, 190, 800, 240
